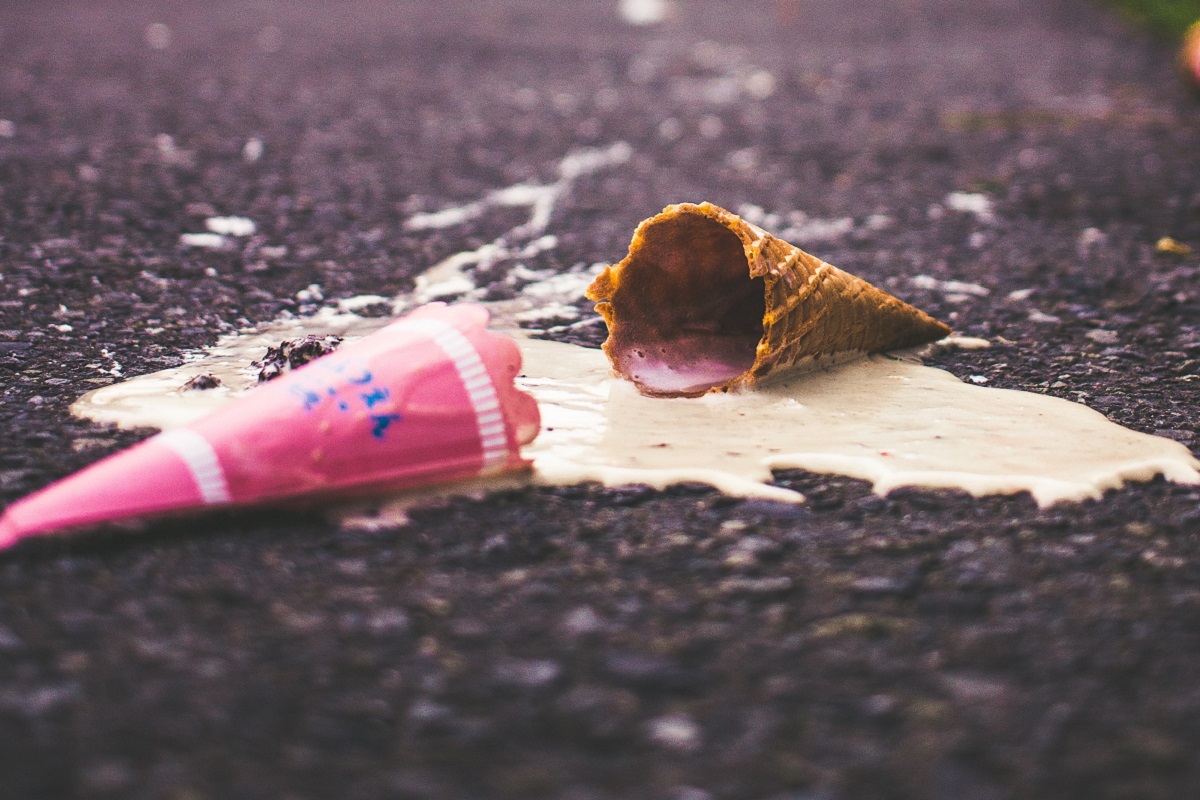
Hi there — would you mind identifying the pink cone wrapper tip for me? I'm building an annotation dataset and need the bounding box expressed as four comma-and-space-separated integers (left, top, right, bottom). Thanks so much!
0, 303, 540, 549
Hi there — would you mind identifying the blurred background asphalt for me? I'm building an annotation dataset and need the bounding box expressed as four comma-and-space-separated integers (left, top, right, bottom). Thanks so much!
2, 1, 1200, 798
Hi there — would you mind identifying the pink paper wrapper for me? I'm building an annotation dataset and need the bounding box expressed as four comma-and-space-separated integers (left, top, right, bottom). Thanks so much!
0, 303, 540, 549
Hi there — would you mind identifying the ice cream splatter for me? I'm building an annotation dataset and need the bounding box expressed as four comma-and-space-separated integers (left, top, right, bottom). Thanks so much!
73, 277, 1199, 517
407, 142, 630, 305
911, 275, 990, 300
205, 216, 256, 237
179, 233, 227, 249
335, 295, 392, 314
737, 205, 860, 244
66, 142, 1200, 528
945, 191, 997, 224
72, 314, 1200, 515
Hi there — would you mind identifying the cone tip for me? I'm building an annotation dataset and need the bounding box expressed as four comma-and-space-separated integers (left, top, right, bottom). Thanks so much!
0, 511, 24, 552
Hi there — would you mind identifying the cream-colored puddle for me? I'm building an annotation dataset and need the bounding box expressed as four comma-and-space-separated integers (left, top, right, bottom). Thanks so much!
71, 306, 1200, 524
67, 143, 1200, 523
519, 338, 1200, 507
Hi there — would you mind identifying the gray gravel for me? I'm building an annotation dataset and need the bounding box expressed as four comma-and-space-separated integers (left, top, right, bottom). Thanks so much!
1, 0, 1200, 798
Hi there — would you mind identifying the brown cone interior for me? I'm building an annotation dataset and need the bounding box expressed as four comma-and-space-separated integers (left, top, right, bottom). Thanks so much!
606, 213, 765, 396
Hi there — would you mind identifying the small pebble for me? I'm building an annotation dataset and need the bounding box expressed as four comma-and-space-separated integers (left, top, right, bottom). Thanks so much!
645, 713, 702, 752
0, 625, 23, 650
366, 608, 411, 634
560, 605, 604, 636
671, 788, 714, 800
492, 658, 562, 688
601, 651, 697, 690
205, 216, 256, 237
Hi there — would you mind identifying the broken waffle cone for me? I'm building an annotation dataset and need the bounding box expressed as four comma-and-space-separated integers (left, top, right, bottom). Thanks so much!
0, 303, 540, 550
586, 202, 951, 396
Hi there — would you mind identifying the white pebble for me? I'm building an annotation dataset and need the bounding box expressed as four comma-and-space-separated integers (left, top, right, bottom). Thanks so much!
1085, 329, 1119, 345
144, 22, 171, 50
646, 713, 702, 752
699, 115, 724, 139
945, 191, 996, 223
242, 137, 264, 162
744, 70, 777, 100
205, 216, 256, 237
180, 233, 227, 249
1028, 309, 1062, 324
296, 283, 324, 303
560, 606, 604, 636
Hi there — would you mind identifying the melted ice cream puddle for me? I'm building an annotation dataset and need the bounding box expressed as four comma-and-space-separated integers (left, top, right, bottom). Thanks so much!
518, 339, 1199, 507
68, 142, 1200, 523
72, 309, 1200, 520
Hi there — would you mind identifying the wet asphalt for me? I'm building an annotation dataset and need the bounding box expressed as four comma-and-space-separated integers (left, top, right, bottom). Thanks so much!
2, 0, 1200, 798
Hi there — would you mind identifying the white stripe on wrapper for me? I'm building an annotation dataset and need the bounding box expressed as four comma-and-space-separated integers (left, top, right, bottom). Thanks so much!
158, 428, 233, 504
406, 319, 511, 471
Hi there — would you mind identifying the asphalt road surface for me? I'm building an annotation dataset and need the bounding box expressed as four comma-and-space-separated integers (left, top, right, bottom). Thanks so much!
2, 0, 1200, 798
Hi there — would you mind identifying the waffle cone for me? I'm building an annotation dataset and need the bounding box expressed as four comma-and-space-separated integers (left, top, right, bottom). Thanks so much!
586, 202, 951, 396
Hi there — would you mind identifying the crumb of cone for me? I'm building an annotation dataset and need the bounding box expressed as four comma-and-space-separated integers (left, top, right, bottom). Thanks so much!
255, 334, 343, 383
588, 207, 766, 396
182, 373, 223, 391
1156, 236, 1193, 255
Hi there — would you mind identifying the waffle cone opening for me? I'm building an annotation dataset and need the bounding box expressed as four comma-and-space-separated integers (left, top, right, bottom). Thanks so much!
592, 213, 766, 395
